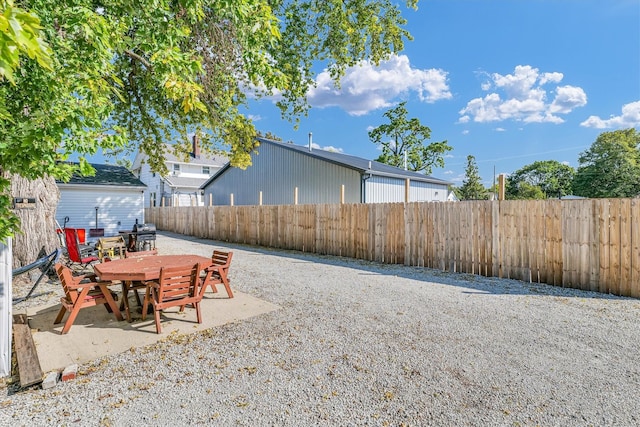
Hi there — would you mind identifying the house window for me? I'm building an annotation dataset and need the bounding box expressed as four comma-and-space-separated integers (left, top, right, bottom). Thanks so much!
152, 172, 156, 178
202, 166, 210, 175
173, 164, 180, 174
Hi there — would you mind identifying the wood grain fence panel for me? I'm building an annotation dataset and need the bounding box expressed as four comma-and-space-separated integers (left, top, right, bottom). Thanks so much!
471, 202, 479, 275
458, 202, 469, 273
492, 202, 501, 277
631, 199, 640, 298
531, 201, 544, 283
373, 203, 383, 263
563, 201, 578, 288
437, 202, 447, 271
587, 200, 600, 292
146, 197, 640, 299
550, 200, 563, 286
424, 203, 440, 268
608, 199, 621, 295
600, 199, 611, 293
619, 198, 631, 296
416, 203, 426, 267
505, 202, 516, 279
405, 203, 415, 266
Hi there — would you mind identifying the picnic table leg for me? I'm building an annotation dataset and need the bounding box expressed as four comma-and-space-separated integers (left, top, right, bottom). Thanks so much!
120, 281, 133, 322
99, 284, 123, 321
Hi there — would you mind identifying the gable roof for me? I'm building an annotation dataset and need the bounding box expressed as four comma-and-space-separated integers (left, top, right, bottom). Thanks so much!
56, 163, 146, 188
132, 143, 228, 170
164, 175, 209, 189
201, 137, 452, 188
163, 145, 228, 167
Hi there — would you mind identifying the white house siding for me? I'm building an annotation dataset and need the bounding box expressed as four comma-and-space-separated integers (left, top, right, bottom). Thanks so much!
206, 144, 362, 206
136, 163, 204, 207
137, 165, 162, 207
56, 185, 145, 237
365, 176, 449, 203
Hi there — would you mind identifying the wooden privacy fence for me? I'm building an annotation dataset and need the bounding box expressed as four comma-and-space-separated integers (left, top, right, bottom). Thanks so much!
146, 198, 640, 298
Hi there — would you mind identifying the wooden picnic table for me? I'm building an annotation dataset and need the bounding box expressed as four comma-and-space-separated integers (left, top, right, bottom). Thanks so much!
93, 254, 211, 321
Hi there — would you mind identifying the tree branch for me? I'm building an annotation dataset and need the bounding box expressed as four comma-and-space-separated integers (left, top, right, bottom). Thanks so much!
124, 50, 153, 70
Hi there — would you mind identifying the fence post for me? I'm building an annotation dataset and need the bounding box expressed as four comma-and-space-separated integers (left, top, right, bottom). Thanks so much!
294, 187, 298, 205
209, 194, 212, 206
405, 178, 410, 203
340, 185, 345, 204
259, 191, 263, 206
230, 193, 234, 206
498, 174, 506, 200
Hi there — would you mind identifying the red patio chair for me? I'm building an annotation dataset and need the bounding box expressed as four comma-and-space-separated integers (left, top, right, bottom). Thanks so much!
64, 228, 98, 271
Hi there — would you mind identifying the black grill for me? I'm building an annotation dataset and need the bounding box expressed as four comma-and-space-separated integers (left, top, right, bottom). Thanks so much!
131, 223, 156, 251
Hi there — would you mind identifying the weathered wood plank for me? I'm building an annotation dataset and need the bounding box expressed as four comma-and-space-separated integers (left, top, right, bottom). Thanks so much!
13, 314, 43, 387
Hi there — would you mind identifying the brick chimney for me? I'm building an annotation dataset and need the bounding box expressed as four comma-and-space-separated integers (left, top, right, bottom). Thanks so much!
192, 134, 200, 158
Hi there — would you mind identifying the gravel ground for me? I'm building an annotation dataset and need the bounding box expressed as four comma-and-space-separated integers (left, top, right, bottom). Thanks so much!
3, 231, 640, 426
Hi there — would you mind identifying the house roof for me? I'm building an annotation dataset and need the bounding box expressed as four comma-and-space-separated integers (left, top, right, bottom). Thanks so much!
201, 137, 452, 189
163, 147, 228, 167
56, 163, 146, 188
164, 175, 208, 189
132, 143, 228, 171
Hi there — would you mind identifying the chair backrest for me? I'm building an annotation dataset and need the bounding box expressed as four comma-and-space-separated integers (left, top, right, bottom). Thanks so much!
211, 251, 232, 269
64, 228, 82, 263
125, 249, 158, 258
55, 263, 79, 302
157, 263, 201, 302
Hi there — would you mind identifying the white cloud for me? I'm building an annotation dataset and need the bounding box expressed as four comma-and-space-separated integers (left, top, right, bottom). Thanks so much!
459, 65, 587, 124
314, 144, 344, 153
307, 54, 452, 116
580, 100, 640, 129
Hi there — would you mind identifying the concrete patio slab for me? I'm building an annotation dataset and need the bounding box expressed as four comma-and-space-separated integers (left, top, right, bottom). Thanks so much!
25, 290, 279, 373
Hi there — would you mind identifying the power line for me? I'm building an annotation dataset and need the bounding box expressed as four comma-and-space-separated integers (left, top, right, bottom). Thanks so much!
447, 145, 590, 166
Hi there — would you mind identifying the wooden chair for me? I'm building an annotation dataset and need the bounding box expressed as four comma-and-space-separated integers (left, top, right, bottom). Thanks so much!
142, 263, 203, 334
54, 263, 123, 334
64, 228, 98, 271
200, 251, 234, 298
96, 236, 126, 261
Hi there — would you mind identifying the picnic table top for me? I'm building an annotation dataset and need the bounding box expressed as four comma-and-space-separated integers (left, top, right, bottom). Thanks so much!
93, 254, 211, 282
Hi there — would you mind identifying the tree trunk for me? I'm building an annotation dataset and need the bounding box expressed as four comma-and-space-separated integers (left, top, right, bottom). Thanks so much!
9, 174, 60, 270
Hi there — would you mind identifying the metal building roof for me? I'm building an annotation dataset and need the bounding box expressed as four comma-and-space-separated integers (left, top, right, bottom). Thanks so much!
201, 137, 452, 189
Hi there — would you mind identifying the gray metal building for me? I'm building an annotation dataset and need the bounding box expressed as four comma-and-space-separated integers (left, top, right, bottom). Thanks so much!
201, 138, 452, 206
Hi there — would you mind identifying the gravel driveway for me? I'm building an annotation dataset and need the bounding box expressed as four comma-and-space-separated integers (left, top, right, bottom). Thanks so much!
3, 231, 640, 426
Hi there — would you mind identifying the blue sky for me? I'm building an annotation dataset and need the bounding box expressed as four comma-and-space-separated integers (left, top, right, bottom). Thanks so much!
243, 0, 640, 187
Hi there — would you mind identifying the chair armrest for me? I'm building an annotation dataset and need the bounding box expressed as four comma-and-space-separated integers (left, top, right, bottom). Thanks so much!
77, 272, 97, 282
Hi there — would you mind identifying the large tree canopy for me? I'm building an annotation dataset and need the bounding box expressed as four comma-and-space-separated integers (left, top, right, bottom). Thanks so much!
0, 0, 419, 241
573, 128, 640, 198
506, 160, 575, 200
368, 101, 451, 174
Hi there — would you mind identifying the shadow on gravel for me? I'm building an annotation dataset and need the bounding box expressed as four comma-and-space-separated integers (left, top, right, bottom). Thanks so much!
160, 232, 629, 301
